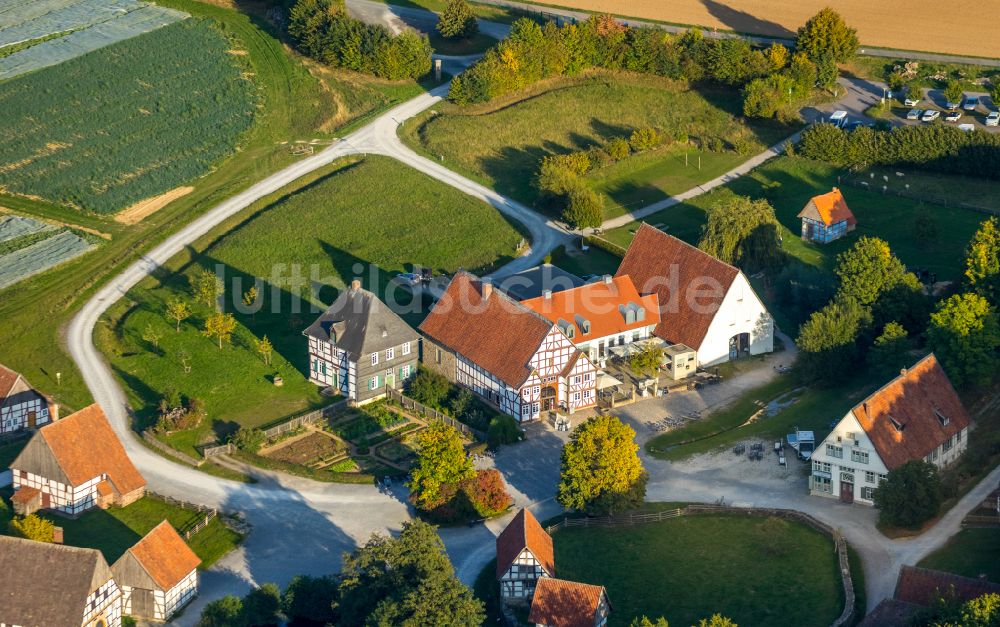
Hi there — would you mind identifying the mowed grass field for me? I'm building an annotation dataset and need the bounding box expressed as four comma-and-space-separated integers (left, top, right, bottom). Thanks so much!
0, 18, 256, 214
553, 512, 843, 626
401, 71, 796, 220
521, 0, 999, 58
919, 527, 1000, 583
99, 156, 522, 457
0, 0, 434, 417
603, 156, 988, 284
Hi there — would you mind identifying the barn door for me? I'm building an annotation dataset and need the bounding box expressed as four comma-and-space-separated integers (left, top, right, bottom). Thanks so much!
27, 411, 36, 428
131, 588, 156, 619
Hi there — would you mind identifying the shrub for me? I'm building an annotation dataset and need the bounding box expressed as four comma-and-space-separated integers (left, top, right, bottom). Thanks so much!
563, 184, 604, 229
230, 427, 267, 453
437, 0, 478, 39
605, 137, 631, 160
464, 469, 512, 517
487, 414, 521, 447
628, 127, 664, 152
873, 460, 943, 528
407, 367, 451, 409
9, 515, 55, 542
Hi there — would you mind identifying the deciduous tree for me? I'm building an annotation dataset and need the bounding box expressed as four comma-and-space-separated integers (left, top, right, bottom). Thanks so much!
281, 575, 339, 624
165, 298, 191, 332
870, 321, 910, 376
337, 519, 485, 626
965, 217, 1000, 304
141, 323, 163, 350
834, 237, 909, 306
193, 269, 222, 308
563, 184, 604, 229
230, 427, 266, 453
698, 194, 783, 272
558, 414, 647, 514
242, 285, 259, 320
8, 514, 55, 542
795, 8, 859, 63
629, 345, 663, 377
255, 335, 273, 366
437, 0, 478, 39
927, 292, 1000, 388
796, 297, 872, 384
203, 312, 237, 349
873, 460, 942, 528
198, 596, 245, 627
944, 79, 964, 106
408, 421, 475, 510
406, 367, 451, 408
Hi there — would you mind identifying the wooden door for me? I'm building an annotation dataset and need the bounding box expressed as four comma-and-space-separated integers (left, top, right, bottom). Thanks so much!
41, 492, 50, 508
130, 588, 156, 619
27, 411, 36, 428
840, 481, 854, 504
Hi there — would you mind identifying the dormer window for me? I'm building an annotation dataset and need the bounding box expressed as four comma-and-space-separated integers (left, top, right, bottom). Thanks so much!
888, 415, 905, 432
622, 305, 635, 325
934, 410, 949, 427
575, 315, 591, 335
636, 307, 645, 322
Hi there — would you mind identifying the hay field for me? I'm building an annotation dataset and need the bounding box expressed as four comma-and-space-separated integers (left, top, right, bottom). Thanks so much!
534, 0, 997, 59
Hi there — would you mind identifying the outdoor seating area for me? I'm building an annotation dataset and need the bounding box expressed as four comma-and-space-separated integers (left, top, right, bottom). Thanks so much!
648, 410, 703, 433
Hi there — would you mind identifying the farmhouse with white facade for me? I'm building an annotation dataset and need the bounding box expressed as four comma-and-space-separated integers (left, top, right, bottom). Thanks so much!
809, 354, 970, 505
520, 275, 660, 366
420, 272, 598, 421
11, 404, 146, 517
616, 224, 773, 366
304, 279, 420, 404
112, 521, 201, 621
0, 535, 123, 627
496, 508, 555, 601
0, 362, 55, 435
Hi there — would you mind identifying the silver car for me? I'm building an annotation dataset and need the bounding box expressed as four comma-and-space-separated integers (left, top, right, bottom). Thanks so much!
922, 110, 941, 122
987, 111, 1000, 127
906, 108, 923, 120
963, 96, 979, 111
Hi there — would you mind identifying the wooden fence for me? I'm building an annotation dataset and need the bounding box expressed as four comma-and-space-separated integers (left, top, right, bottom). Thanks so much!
149, 492, 217, 539
201, 400, 348, 459
546, 504, 856, 627
386, 388, 486, 442
140, 430, 203, 467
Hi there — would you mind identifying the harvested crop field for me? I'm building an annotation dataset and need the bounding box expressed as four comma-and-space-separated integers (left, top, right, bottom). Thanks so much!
0, 18, 256, 214
530, 0, 998, 59
0, 229, 95, 290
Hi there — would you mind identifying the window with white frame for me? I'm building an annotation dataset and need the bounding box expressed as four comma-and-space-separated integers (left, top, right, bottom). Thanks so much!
386, 347, 395, 360
523, 389, 531, 400
827, 444, 843, 459
371, 353, 379, 366
369, 376, 379, 390
851, 450, 869, 464
533, 386, 540, 396
943, 435, 954, 452
583, 389, 593, 399
402, 342, 411, 355
878, 473, 887, 483
813, 461, 831, 473
400, 364, 411, 379
865, 471, 876, 484
572, 376, 581, 384
571, 392, 581, 402
813, 476, 832, 493
861, 487, 875, 500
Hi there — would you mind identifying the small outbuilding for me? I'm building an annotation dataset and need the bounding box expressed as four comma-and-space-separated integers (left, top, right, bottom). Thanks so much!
528, 577, 611, 627
798, 187, 857, 243
496, 508, 555, 601
112, 520, 201, 622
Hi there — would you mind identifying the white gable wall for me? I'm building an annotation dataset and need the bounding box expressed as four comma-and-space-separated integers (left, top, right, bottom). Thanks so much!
809, 412, 889, 505
697, 272, 773, 367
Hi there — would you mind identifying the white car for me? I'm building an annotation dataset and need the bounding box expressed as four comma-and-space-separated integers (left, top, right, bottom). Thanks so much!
945, 110, 963, 122
958, 123, 976, 133
986, 111, 1000, 127
946, 99, 962, 110
922, 110, 941, 122
906, 108, 923, 120
963, 96, 979, 111
904, 96, 921, 107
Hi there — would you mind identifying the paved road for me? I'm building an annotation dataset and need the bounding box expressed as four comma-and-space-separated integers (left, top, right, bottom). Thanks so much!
346, 0, 511, 40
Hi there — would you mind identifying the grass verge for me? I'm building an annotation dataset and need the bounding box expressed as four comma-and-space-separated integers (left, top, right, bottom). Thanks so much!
918, 527, 1000, 583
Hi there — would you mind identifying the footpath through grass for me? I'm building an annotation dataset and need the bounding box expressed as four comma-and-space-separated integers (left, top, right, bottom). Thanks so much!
552, 511, 843, 627
0, 0, 435, 416
98, 156, 523, 457
400, 71, 796, 220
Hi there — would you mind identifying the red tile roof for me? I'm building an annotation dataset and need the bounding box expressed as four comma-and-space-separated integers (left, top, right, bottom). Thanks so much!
799, 188, 857, 227
0, 363, 19, 400
36, 404, 146, 493
10, 486, 40, 505
616, 224, 739, 350
851, 354, 971, 470
496, 508, 555, 579
520, 276, 660, 342
894, 566, 1000, 607
420, 272, 553, 389
126, 521, 201, 590
529, 578, 607, 627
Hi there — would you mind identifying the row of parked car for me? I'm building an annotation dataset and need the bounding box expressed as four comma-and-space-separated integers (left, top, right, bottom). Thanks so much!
904, 94, 1000, 127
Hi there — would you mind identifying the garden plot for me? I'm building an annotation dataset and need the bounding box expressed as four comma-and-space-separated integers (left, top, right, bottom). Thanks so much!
0, 230, 94, 289
262, 430, 346, 467
0, 1, 186, 81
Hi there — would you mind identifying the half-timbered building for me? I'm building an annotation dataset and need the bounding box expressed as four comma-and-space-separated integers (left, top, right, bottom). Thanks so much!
304, 280, 420, 404
617, 223, 774, 366
0, 363, 55, 435
419, 273, 598, 421
810, 354, 970, 505
520, 275, 660, 365
529, 578, 611, 627
0, 535, 123, 627
11, 404, 146, 516
496, 508, 555, 601
798, 187, 857, 244
113, 521, 201, 622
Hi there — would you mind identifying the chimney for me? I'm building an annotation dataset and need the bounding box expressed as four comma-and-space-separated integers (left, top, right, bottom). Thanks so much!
862, 402, 869, 418
900, 367, 908, 376
50, 403, 59, 421
481, 278, 493, 300
542, 289, 552, 300
603, 275, 613, 285
351, 279, 361, 291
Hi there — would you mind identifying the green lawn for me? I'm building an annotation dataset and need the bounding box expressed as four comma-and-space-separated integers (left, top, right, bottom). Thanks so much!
553, 512, 843, 626
99, 156, 523, 457
428, 31, 497, 55
0, 494, 241, 568
0, 0, 435, 418
918, 527, 1000, 583
647, 374, 879, 461
400, 71, 797, 219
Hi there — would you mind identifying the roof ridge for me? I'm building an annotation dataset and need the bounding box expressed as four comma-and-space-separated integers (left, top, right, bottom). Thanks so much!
637, 222, 742, 276
852, 353, 937, 418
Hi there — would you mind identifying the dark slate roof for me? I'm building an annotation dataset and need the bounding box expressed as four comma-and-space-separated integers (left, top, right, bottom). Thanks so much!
0, 536, 114, 627
894, 565, 1000, 607
303, 284, 419, 362
498, 264, 585, 301
857, 599, 922, 627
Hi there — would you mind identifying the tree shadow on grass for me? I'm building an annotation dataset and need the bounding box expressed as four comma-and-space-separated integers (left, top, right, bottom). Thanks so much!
45, 507, 142, 564
701, 0, 794, 39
